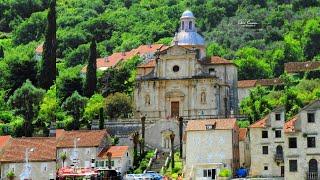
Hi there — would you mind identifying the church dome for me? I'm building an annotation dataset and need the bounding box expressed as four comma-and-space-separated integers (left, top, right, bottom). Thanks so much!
172, 10, 205, 46
181, 10, 194, 19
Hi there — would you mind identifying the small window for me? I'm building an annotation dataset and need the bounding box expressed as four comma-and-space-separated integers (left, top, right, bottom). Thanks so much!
308, 113, 315, 123
189, 21, 192, 30
181, 21, 184, 30
203, 169, 207, 177
209, 68, 215, 75
307, 137, 316, 148
262, 131, 268, 138
173, 65, 179, 72
289, 160, 298, 172
262, 146, 268, 154
275, 114, 281, 121
275, 130, 281, 138
127, 152, 129, 157
264, 166, 268, 170
289, 137, 297, 148
208, 169, 212, 177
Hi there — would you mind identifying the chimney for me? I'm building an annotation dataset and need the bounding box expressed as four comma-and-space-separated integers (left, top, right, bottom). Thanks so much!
122, 51, 126, 56
148, 43, 152, 48
104, 56, 109, 62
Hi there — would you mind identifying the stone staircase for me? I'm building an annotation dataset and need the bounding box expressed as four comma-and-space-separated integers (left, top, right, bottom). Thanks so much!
149, 151, 169, 173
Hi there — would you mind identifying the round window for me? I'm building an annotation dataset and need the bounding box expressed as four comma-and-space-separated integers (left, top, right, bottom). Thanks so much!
173, 65, 180, 72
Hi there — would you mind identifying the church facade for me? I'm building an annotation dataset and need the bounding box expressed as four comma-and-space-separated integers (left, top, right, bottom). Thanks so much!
134, 10, 238, 120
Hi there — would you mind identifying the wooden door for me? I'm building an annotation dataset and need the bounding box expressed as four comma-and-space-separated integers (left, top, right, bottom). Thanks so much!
171, 101, 179, 118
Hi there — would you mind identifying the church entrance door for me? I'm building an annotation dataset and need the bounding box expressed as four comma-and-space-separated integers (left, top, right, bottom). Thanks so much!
171, 101, 179, 118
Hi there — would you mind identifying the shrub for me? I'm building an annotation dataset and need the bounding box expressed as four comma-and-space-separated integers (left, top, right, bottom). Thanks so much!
219, 168, 231, 177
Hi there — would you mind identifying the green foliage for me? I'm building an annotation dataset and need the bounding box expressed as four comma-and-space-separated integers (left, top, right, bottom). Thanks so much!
83, 94, 104, 121
6, 170, 15, 178
8, 80, 45, 136
219, 168, 231, 177
39, 0, 56, 90
84, 38, 97, 97
61, 91, 88, 130
237, 120, 250, 128
12, 11, 47, 45
105, 92, 133, 119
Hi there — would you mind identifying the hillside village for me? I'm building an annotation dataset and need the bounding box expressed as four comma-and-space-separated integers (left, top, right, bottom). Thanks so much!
0, 0, 320, 180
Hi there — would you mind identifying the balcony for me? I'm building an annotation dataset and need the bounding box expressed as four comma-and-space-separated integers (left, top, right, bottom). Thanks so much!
274, 153, 284, 163
307, 172, 319, 180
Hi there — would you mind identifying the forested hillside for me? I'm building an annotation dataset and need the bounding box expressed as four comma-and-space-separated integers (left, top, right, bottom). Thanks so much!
0, 0, 319, 136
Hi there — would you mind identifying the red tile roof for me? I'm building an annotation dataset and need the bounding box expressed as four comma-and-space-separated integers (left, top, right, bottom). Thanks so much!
201, 56, 234, 65
98, 146, 129, 158
137, 59, 156, 68
186, 118, 237, 131
238, 80, 257, 88
284, 116, 298, 133
81, 44, 166, 73
0, 137, 56, 163
35, 44, 43, 54
239, 128, 248, 141
56, 129, 108, 148
249, 116, 268, 128
0, 136, 11, 149
257, 78, 283, 86
285, 61, 320, 73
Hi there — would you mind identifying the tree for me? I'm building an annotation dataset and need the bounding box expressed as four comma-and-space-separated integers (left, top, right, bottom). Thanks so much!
302, 18, 320, 60
170, 133, 175, 169
83, 94, 104, 126
178, 117, 183, 158
107, 152, 112, 169
132, 131, 139, 167
105, 92, 133, 119
39, 0, 56, 90
99, 108, 104, 130
62, 91, 88, 130
8, 80, 45, 137
284, 89, 304, 119
0, 46, 4, 59
36, 85, 57, 135
140, 116, 146, 156
240, 86, 272, 123
84, 38, 97, 97
60, 152, 67, 167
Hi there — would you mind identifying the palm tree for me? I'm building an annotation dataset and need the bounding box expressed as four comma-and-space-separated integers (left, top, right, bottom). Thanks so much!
178, 117, 183, 158
132, 131, 139, 167
60, 152, 67, 167
170, 133, 175, 169
141, 116, 146, 156
107, 152, 112, 169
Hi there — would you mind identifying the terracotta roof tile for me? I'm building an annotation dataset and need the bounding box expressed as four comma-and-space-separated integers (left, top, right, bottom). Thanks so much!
201, 56, 234, 65
98, 146, 129, 158
0, 137, 56, 163
249, 116, 268, 128
56, 129, 108, 148
81, 44, 166, 73
0, 136, 11, 149
256, 78, 283, 86
239, 128, 248, 141
285, 61, 320, 73
35, 44, 43, 54
186, 118, 237, 131
284, 116, 298, 133
137, 59, 156, 68
238, 80, 257, 88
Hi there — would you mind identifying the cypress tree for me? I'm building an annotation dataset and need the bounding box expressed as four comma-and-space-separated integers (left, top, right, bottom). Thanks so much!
39, 0, 56, 90
0, 46, 4, 59
84, 38, 97, 97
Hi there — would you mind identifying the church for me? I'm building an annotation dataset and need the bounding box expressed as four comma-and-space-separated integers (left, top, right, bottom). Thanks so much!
134, 10, 238, 121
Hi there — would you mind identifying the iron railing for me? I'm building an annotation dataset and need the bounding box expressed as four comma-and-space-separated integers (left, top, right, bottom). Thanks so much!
307, 172, 319, 180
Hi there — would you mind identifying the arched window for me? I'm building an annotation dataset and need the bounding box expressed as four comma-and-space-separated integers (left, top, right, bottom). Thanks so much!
181, 21, 184, 30
309, 159, 318, 173
276, 145, 283, 155
189, 21, 192, 30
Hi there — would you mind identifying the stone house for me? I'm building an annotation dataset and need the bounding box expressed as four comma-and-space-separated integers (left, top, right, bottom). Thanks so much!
56, 129, 110, 169
284, 100, 320, 180
249, 107, 286, 177
185, 118, 239, 179
239, 128, 250, 168
96, 146, 133, 175
0, 137, 56, 180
